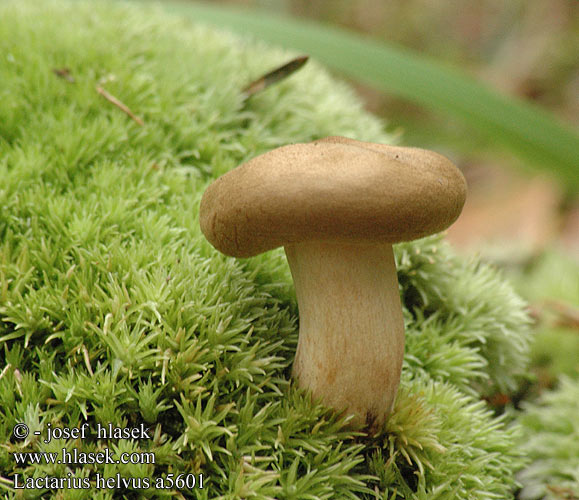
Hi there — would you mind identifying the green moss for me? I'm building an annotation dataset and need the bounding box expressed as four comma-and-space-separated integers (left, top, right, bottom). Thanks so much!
510, 249, 579, 498
509, 248, 579, 382
518, 377, 579, 500
396, 237, 532, 396
0, 1, 530, 498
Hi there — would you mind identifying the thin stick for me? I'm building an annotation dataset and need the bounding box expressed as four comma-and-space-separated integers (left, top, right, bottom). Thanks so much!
96, 85, 144, 126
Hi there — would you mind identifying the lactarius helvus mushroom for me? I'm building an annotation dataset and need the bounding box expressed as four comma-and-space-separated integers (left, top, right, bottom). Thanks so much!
199, 136, 467, 429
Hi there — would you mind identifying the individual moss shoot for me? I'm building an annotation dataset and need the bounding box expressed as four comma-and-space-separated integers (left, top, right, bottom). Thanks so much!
1, 1, 532, 499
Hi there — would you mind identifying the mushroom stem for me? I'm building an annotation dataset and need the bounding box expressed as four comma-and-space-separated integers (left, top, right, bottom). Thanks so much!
285, 240, 405, 429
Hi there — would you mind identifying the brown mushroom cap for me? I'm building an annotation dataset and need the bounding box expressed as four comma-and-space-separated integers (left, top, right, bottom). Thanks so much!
200, 136, 467, 258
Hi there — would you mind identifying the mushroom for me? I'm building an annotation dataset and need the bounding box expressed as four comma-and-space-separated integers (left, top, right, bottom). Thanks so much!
199, 136, 466, 429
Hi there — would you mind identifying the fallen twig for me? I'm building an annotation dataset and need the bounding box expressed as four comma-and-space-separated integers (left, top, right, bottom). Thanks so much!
96, 85, 144, 126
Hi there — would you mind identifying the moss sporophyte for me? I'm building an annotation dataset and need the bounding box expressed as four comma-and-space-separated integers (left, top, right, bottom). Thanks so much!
1, 0, 531, 498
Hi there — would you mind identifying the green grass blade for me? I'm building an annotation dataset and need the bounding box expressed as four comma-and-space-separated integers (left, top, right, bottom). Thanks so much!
162, 1, 579, 191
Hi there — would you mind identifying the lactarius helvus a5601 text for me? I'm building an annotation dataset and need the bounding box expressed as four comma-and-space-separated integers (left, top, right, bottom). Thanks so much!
199, 136, 467, 429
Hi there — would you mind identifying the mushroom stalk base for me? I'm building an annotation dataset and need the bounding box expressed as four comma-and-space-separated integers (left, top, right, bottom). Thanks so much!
285, 241, 405, 429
